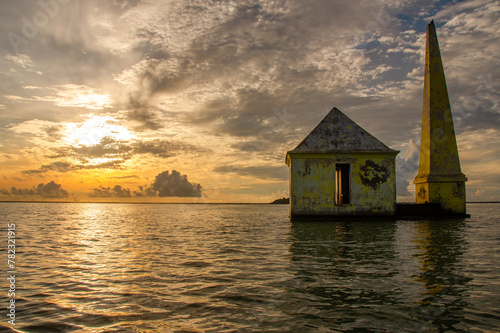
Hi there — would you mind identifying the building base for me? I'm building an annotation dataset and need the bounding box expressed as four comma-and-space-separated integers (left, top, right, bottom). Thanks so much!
289, 203, 470, 221
395, 203, 470, 220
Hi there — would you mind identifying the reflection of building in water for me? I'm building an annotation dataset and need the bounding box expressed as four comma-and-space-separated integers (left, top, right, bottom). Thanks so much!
286, 221, 402, 328
411, 219, 471, 330
284, 220, 473, 331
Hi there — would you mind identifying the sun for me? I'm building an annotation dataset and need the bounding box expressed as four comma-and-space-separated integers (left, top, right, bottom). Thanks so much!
65, 115, 136, 147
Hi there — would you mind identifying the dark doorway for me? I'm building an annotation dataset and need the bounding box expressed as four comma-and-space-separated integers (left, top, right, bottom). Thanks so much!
336, 164, 350, 205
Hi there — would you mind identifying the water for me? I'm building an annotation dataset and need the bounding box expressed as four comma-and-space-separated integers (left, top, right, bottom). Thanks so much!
0, 203, 499, 332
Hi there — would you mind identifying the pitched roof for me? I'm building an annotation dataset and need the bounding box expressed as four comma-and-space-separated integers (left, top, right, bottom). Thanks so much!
290, 107, 397, 153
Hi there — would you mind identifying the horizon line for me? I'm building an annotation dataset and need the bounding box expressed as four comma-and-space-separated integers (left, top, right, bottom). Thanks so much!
0, 200, 499, 205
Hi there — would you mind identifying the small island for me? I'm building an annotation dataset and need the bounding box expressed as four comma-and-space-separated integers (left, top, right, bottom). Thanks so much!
270, 197, 289, 204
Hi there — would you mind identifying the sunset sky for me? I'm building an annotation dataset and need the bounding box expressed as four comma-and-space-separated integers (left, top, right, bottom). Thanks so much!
0, 0, 498, 203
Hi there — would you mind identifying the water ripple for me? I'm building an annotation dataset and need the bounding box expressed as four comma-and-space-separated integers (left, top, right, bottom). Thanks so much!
0, 203, 499, 332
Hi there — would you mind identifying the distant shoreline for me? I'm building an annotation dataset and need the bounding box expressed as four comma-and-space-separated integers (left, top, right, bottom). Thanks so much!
0, 200, 274, 205
0, 200, 499, 205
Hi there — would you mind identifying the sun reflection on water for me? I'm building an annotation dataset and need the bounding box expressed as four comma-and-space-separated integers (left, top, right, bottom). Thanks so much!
51, 204, 146, 317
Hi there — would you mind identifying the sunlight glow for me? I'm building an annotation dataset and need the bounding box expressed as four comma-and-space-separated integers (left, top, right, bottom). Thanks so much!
70, 93, 114, 110
86, 157, 117, 165
66, 115, 136, 147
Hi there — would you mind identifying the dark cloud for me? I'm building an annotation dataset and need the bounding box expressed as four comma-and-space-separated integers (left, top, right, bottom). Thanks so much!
136, 170, 202, 197
133, 139, 182, 158
230, 140, 274, 152
84, 160, 126, 170
108, 175, 140, 179
126, 108, 163, 132
118, 0, 396, 138
214, 165, 288, 181
210, 89, 288, 138
22, 161, 75, 174
454, 107, 500, 134
1, 181, 68, 198
21, 160, 125, 174
89, 185, 131, 198
124, 57, 187, 132
152, 170, 202, 197
45, 124, 64, 141
26, 137, 208, 174
66, 137, 204, 160
133, 185, 156, 197
188, 97, 233, 125
68, 136, 133, 159
187, 89, 315, 147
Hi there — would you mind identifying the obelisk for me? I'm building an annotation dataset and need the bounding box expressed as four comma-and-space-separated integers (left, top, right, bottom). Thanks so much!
414, 21, 467, 214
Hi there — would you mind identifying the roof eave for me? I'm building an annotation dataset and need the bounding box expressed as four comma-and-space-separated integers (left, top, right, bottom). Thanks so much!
288, 149, 399, 155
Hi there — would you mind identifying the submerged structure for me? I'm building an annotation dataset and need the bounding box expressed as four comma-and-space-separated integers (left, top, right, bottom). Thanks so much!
286, 108, 399, 220
285, 21, 468, 221
413, 21, 467, 214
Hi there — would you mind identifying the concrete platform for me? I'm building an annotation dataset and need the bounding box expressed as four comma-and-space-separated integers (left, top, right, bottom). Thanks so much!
289, 203, 470, 221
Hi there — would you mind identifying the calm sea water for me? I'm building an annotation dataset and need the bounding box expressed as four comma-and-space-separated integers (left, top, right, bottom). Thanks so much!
0, 203, 499, 333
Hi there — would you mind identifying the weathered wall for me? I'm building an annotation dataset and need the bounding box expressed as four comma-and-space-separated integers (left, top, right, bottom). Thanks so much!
415, 181, 466, 214
288, 152, 397, 218
289, 157, 336, 216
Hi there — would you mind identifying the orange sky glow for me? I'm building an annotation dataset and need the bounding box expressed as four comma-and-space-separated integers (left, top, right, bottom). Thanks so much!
0, 0, 498, 203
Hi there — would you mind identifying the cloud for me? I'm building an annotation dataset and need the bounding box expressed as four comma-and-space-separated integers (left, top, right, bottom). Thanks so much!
21, 135, 209, 175
65, 137, 205, 161
107, 175, 140, 180
396, 139, 420, 197
126, 108, 163, 132
132, 185, 156, 197
66, 136, 134, 160
22, 161, 75, 174
4, 54, 43, 75
137, 170, 202, 197
42, 84, 114, 110
109, 0, 414, 140
0, 0, 499, 202
21, 160, 125, 174
5, 84, 114, 110
214, 165, 289, 181
89, 185, 131, 197
190, 89, 297, 138
1, 181, 68, 198
428, 0, 500, 135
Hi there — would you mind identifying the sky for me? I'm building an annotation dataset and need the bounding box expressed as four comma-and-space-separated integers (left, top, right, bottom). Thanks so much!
0, 0, 498, 203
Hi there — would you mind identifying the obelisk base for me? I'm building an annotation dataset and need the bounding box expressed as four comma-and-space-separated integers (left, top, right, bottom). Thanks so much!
414, 175, 467, 214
